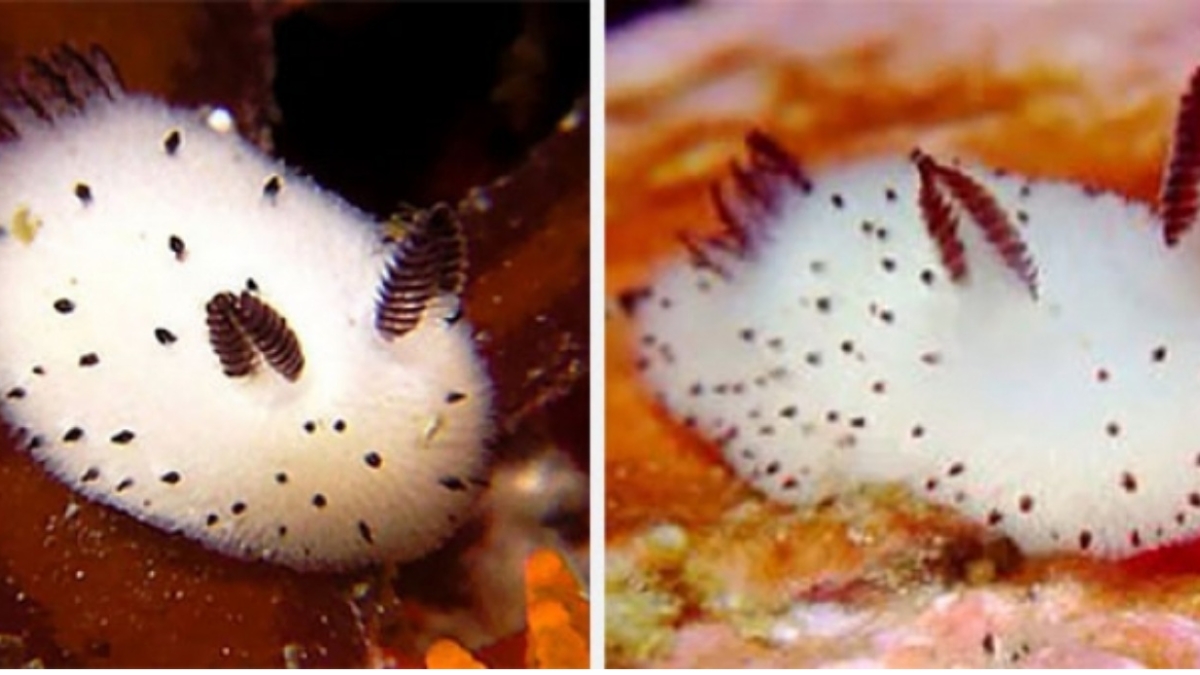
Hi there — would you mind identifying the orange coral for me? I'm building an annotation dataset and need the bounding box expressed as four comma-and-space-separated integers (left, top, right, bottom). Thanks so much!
525, 548, 589, 668
425, 639, 487, 669
420, 548, 589, 669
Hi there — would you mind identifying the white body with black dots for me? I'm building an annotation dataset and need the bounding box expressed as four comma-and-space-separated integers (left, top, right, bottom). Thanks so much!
631, 69, 1200, 557
0, 52, 491, 571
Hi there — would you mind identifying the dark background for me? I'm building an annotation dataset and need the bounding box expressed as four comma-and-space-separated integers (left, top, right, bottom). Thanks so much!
274, 2, 588, 216
607, 0, 692, 30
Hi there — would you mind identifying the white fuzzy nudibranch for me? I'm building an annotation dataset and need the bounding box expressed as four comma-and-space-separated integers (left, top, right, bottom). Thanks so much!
0, 47, 492, 571
626, 66, 1200, 558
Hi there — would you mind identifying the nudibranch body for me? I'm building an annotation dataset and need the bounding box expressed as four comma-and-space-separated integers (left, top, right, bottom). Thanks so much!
0, 47, 492, 571
627, 68, 1200, 558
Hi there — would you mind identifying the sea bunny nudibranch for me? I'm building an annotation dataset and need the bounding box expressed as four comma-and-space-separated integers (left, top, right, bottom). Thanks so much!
626, 66, 1200, 558
0, 46, 492, 571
